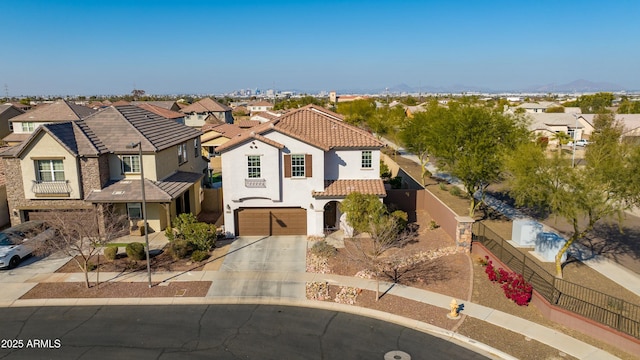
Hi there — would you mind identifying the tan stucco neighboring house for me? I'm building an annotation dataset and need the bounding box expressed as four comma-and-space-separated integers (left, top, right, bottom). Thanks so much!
181, 98, 234, 128
200, 123, 245, 175
1, 105, 207, 233
579, 113, 640, 141
514, 101, 563, 113
526, 113, 593, 145
2, 100, 96, 146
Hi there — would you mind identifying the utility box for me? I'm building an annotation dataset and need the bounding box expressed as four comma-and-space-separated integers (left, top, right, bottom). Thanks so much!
511, 219, 542, 247
534, 232, 567, 262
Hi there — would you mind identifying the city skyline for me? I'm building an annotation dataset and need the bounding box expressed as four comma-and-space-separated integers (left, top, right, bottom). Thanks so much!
2, 0, 639, 96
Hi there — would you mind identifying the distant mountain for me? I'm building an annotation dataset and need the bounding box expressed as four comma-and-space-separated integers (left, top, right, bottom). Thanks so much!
519, 79, 624, 93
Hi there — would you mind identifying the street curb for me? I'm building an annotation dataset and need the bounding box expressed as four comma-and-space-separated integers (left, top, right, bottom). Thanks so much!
8, 296, 517, 360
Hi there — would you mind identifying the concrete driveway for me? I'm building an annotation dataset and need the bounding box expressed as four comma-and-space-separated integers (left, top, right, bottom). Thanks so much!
206, 235, 307, 299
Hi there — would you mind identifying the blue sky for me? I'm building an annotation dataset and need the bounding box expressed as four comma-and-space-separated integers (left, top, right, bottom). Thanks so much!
1, 0, 639, 95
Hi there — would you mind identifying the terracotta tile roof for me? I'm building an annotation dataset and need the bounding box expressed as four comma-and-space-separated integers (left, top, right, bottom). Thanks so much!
312, 179, 386, 198
250, 112, 280, 122
135, 103, 184, 119
215, 104, 383, 153
201, 123, 245, 138
111, 100, 130, 106
10, 100, 96, 122
249, 101, 274, 107
180, 97, 232, 113
85, 171, 203, 202
235, 119, 260, 128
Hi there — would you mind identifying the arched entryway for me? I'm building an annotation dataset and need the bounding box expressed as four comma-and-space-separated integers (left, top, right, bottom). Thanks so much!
323, 201, 341, 231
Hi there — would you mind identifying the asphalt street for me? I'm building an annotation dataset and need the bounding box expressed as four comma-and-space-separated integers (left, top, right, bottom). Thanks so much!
0, 304, 489, 360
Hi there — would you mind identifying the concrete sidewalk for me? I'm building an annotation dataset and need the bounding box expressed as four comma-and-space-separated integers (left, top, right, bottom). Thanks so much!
0, 268, 621, 360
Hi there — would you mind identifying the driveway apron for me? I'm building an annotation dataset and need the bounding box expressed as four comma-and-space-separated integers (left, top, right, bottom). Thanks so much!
206, 235, 307, 299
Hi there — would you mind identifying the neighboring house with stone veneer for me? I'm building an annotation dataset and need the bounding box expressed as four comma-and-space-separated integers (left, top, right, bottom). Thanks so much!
1, 105, 207, 232
217, 104, 385, 237
3, 100, 96, 146
180, 97, 234, 127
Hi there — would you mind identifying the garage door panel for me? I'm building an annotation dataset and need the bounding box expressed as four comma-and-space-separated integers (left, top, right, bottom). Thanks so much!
236, 208, 306, 236
270, 208, 306, 235
236, 209, 270, 236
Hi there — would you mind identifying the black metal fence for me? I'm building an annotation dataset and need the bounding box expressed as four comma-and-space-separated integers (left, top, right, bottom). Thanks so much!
473, 222, 640, 339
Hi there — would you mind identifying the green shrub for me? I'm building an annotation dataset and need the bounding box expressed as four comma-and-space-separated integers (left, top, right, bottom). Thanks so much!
438, 182, 447, 191
429, 220, 440, 230
166, 213, 217, 251
449, 186, 462, 197
390, 210, 408, 231
168, 239, 194, 260
86, 261, 97, 272
104, 246, 118, 261
310, 241, 336, 258
191, 250, 210, 262
126, 242, 146, 260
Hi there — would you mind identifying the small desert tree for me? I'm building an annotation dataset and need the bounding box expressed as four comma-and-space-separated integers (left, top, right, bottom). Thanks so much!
345, 216, 413, 301
506, 113, 640, 278
37, 206, 128, 288
339, 192, 387, 235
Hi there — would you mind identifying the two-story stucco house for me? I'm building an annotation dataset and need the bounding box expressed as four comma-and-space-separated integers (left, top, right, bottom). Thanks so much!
216, 104, 386, 237
1, 105, 207, 232
181, 97, 234, 128
3, 100, 96, 146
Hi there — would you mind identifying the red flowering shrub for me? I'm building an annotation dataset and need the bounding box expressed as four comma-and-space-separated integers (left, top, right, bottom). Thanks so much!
502, 274, 533, 306
482, 256, 532, 306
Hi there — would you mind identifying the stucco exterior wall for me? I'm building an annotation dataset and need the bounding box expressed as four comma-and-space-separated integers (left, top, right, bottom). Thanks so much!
19, 132, 82, 200
324, 149, 380, 180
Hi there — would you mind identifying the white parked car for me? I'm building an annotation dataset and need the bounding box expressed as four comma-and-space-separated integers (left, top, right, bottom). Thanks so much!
569, 139, 590, 147
0, 221, 55, 269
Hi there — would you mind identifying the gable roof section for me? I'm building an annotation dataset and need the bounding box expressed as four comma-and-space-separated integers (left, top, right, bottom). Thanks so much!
82, 105, 201, 153
10, 100, 96, 122
180, 97, 232, 113
215, 104, 383, 153
0, 104, 25, 117
134, 103, 184, 119
4, 121, 101, 158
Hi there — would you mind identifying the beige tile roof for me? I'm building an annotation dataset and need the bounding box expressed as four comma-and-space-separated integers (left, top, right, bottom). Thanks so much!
135, 103, 184, 119
2, 133, 30, 143
10, 100, 96, 122
2, 106, 202, 158
312, 179, 386, 198
216, 104, 383, 153
180, 97, 232, 113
